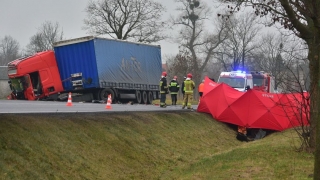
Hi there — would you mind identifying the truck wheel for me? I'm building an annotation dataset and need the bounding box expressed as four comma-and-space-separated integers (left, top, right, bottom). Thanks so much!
147, 91, 153, 104
100, 88, 114, 102
135, 90, 142, 104
142, 91, 148, 104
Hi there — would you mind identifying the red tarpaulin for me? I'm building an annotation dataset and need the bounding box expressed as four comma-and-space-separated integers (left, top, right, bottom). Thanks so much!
197, 76, 309, 131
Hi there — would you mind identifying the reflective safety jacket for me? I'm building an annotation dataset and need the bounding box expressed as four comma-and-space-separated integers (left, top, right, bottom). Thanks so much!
198, 83, 204, 93
183, 79, 195, 95
169, 80, 180, 94
159, 77, 168, 94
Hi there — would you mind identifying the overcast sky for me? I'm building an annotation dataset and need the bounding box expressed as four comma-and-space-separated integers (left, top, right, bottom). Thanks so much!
0, 0, 182, 60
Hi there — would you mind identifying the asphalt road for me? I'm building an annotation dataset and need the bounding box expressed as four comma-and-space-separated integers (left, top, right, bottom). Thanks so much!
0, 100, 198, 114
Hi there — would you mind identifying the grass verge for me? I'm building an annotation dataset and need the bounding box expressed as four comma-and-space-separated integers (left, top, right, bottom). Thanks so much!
0, 112, 314, 179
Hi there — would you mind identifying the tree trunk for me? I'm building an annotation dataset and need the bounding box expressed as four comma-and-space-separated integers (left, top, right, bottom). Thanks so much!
313, 5, 320, 178
307, 38, 320, 179
308, 41, 318, 150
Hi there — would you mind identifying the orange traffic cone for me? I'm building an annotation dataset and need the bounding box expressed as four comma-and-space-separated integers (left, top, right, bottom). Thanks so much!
105, 94, 112, 109
66, 92, 73, 106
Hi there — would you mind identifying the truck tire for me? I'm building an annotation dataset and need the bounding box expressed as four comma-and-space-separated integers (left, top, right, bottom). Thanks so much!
100, 88, 115, 102
147, 91, 153, 104
135, 90, 142, 104
142, 91, 148, 104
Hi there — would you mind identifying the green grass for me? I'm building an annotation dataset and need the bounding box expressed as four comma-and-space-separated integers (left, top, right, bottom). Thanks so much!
0, 112, 314, 179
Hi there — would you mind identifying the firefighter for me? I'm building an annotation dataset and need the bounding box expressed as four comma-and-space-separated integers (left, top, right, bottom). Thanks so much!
236, 126, 253, 142
182, 73, 195, 109
198, 79, 204, 98
181, 76, 186, 99
159, 72, 168, 108
169, 76, 180, 105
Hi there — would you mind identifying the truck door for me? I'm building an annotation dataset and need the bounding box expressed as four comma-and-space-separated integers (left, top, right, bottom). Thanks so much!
22, 75, 36, 100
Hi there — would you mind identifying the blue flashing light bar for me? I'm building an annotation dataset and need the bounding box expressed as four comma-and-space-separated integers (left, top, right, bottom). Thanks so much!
235, 70, 246, 74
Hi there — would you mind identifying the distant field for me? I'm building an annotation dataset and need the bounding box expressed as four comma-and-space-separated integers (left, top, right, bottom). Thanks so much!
0, 112, 314, 179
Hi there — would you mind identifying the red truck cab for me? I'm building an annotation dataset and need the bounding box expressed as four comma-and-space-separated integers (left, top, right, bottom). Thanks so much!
251, 71, 275, 93
7, 51, 63, 100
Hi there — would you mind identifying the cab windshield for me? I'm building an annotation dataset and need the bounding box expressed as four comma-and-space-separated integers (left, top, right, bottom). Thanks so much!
218, 77, 245, 88
253, 78, 264, 86
9, 76, 30, 92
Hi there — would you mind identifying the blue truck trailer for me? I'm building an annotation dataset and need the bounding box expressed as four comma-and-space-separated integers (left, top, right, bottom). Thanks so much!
7, 36, 162, 104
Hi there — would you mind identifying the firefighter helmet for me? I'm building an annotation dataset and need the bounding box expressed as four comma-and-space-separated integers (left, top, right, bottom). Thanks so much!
187, 73, 192, 78
162, 72, 167, 77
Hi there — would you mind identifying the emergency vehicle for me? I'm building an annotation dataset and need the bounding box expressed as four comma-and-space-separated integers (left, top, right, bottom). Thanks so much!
251, 71, 275, 93
217, 71, 253, 92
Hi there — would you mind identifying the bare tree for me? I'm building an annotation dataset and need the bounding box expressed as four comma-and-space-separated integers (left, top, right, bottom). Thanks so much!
253, 33, 308, 92
167, 50, 194, 80
221, 12, 262, 71
252, 33, 311, 151
0, 36, 20, 65
252, 33, 286, 90
26, 21, 64, 55
171, 0, 229, 90
218, 0, 320, 177
204, 60, 222, 81
84, 0, 166, 43
276, 54, 310, 151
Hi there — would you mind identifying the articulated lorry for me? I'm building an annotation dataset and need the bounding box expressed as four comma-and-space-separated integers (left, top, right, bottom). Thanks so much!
7, 36, 162, 104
